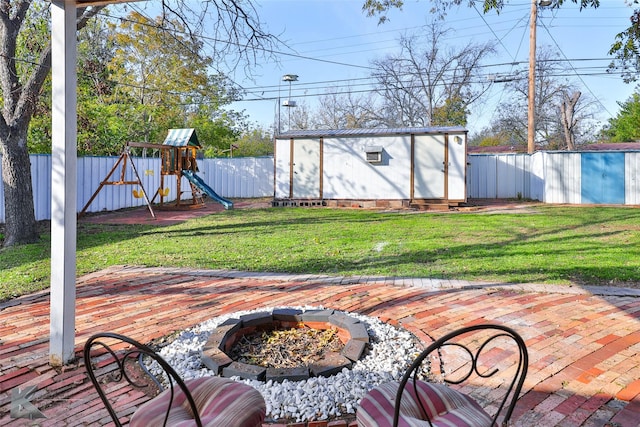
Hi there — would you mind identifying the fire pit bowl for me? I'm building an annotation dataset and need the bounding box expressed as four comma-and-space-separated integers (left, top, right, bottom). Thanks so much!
147, 306, 424, 423
201, 308, 369, 382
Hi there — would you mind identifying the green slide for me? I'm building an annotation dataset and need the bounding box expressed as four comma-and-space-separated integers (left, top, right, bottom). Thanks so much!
182, 170, 234, 209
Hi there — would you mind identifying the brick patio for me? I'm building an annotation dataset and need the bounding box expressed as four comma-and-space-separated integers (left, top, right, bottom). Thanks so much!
1, 265, 640, 426
2, 200, 640, 426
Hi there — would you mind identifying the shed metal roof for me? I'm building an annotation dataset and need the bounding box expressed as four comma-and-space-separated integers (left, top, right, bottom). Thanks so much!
275, 126, 467, 139
162, 128, 201, 147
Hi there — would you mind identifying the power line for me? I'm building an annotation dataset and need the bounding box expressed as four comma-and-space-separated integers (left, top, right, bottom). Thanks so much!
101, 9, 375, 71
78, 4, 634, 125
106, 4, 630, 82
471, 3, 530, 128
539, 20, 614, 117
237, 70, 624, 103
237, 58, 619, 102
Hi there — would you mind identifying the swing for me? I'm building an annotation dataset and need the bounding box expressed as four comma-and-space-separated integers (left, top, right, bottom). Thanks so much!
80, 146, 155, 219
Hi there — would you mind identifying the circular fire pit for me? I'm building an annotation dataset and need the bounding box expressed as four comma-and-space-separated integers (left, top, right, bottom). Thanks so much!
150, 306, 424, 423
200, 308, 369, 382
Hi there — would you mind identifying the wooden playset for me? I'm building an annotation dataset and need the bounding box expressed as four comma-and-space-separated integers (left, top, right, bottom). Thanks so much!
80, 128, 233, 218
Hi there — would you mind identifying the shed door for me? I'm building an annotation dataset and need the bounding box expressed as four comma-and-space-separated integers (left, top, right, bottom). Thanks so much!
274, 139, 291, 199
414, 134, 445, 199
581, 153, 625, 204
292, 138, 321, 198
448, 134, 466, 200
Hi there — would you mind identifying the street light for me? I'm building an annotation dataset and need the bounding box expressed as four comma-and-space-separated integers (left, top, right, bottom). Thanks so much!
281, 74, 298, 132
528, 0, 551, 154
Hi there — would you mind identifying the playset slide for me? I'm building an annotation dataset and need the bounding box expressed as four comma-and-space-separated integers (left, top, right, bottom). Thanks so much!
182, 170, 234, 210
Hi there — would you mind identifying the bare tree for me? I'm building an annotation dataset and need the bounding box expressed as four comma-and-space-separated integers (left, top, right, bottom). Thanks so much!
147, 1, 279, 74
288, 98, 312, 131
0, 0, 277, 247
313, 86, 380, 129
560, 91, 581, 150
364, 0, 640, 85
370, 23, 495, 127
491, 47, 599, 149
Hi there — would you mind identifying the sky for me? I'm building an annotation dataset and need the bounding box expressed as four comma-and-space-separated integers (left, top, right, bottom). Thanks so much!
223, 0, 636, 136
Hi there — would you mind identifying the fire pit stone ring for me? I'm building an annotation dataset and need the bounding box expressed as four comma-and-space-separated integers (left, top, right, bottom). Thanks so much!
201, 308, 369, 382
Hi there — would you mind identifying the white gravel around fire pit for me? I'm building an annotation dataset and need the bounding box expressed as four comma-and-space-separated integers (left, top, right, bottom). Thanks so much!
147, 306, 425, 423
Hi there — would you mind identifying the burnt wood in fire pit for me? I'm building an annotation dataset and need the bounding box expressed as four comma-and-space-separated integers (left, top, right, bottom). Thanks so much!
200, 308, 370, 382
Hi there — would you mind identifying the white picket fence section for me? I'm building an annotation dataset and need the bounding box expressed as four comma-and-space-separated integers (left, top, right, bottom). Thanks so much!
1, 151, 638, 223
0, 155, 274, 222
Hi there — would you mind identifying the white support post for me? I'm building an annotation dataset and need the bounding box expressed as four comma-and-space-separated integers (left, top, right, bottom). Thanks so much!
527, 0, 538, 154
50, 1, 77, 366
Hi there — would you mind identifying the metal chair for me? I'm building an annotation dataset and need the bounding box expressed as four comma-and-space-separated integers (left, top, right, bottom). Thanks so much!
356, 324, 528, 427
84, 332, 266, 427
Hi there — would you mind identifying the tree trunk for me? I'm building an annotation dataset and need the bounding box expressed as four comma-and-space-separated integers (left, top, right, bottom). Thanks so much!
0, 3, 104, 248
561, 91, 581, 151
1, 127, 38, 247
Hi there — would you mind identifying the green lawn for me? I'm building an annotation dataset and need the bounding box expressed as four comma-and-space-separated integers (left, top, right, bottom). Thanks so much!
2, 204, 640, 301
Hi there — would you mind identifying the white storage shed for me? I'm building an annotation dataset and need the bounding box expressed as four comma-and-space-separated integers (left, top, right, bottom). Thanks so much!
274, 127, 468, 208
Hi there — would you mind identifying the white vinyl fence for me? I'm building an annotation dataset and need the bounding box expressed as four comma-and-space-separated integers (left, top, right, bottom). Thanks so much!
0, 155, 274, 222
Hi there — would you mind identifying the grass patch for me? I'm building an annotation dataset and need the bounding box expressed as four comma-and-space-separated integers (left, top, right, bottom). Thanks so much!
2, 204, 640, 301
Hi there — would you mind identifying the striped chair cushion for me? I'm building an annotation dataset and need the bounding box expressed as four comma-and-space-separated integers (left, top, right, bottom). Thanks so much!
357, 380, 492, 427
130, 376, 266, 427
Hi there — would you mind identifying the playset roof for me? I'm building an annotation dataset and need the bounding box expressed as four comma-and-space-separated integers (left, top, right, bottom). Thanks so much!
163, 128, 201, 148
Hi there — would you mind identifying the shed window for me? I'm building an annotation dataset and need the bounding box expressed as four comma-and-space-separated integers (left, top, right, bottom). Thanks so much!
364, 146, 383, 163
